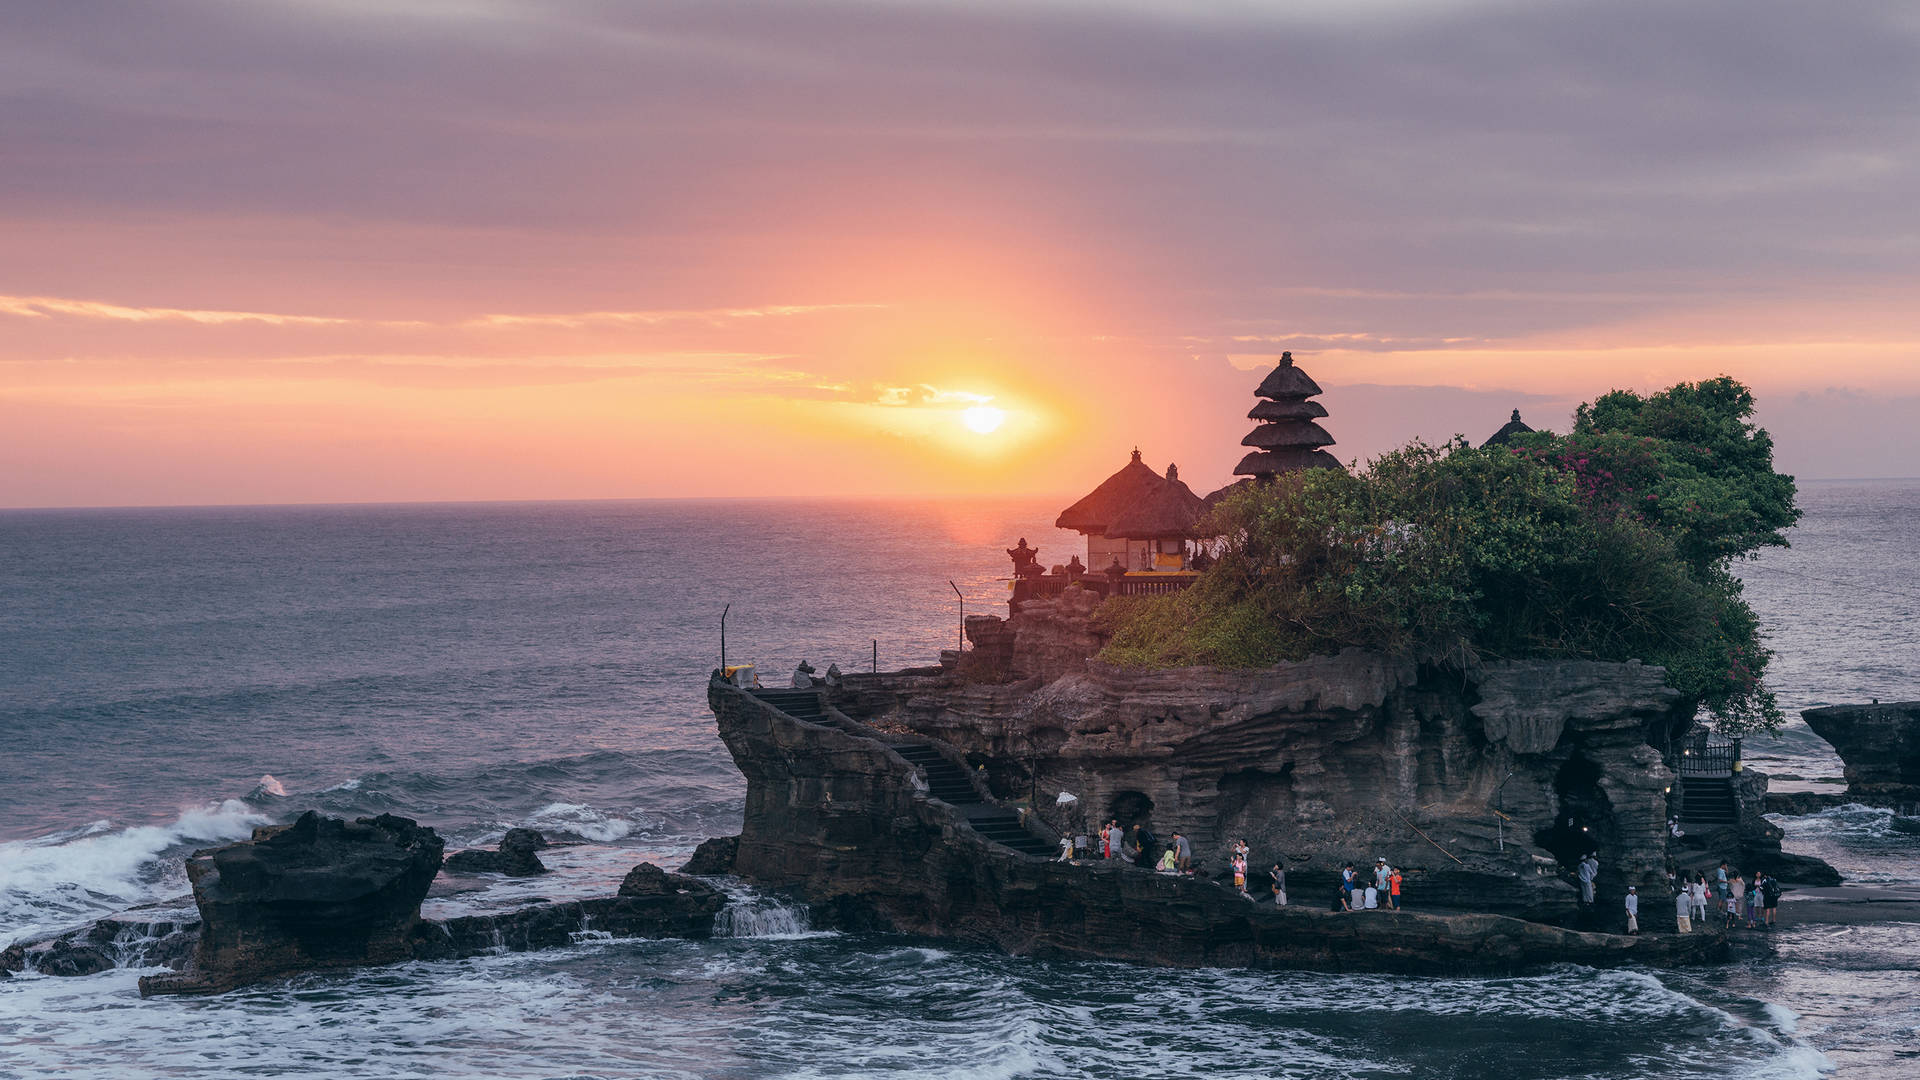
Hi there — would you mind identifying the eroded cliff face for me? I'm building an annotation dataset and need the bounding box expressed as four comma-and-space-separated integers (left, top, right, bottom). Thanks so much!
708, 678, 1726, 973
833, 645, 1696, 927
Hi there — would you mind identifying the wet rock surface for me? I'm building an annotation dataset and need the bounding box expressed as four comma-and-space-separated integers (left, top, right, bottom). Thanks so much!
139, 811, 445, 996
1801, 702, 1920, 808
444, 827, 551, 876
678, 835, 739, 876
413, 864, 726, 958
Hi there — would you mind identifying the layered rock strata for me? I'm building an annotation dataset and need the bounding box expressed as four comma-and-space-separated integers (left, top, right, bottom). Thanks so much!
710, 677, 1728, 972
1801, 702, 1920, 809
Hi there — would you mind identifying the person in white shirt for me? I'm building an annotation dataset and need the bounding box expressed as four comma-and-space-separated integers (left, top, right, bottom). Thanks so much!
1674, 887, 1693, 932
1624, 886, 1639, 934
1363, 885, 1378, 909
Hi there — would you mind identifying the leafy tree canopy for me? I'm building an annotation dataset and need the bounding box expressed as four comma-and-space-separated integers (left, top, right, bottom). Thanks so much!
1096, 376, 1796, 733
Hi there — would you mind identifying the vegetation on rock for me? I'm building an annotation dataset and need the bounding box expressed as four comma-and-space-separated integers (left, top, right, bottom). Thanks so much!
1096, 377, 1797, 733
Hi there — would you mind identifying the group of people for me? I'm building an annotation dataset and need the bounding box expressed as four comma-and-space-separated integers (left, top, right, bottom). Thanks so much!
1060, 820, 1193, 873
1337, 859, 1403, 911
1669, 861, 1783, 932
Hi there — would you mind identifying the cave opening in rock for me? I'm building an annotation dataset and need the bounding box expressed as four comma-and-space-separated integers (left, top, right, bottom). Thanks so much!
1108, 790, 1154, 831
1532, 752, 1616, 870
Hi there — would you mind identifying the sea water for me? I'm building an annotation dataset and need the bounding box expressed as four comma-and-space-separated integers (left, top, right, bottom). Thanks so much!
2, 486, 1916, 1078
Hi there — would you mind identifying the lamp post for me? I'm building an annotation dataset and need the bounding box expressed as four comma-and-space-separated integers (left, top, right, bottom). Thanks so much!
720, 603, 730, 670
949, 580, 964, 652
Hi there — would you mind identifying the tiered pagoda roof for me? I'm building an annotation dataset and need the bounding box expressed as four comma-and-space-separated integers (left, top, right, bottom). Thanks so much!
1232, 351, 1342, 479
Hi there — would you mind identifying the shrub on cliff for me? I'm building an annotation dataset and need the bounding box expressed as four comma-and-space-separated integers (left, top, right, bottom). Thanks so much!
1096, 377, 1795, 733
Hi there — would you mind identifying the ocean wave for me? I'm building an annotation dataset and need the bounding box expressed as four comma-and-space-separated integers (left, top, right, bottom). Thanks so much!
0, 799, 269, 946
524, 802, 639, 843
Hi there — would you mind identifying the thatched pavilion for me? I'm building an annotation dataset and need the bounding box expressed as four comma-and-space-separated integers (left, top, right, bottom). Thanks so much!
1481, 409, 1536, 448
1054, 451, 1207, 572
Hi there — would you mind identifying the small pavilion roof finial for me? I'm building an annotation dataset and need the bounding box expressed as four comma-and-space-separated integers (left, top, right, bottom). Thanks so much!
1131, 447, 1142, 463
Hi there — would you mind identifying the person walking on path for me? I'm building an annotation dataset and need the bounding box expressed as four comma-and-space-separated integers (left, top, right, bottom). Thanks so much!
1270, 864, 1288, 906
1674, 886, 1693, 932
1690, 875, 1708, 924
1388, 867, 1402, 910
1624, 886, 1639, 934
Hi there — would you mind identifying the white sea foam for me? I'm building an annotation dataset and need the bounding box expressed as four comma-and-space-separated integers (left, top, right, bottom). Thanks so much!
252, 774, 289, 797
0, 799, 269, 946
525, 802, 636, 842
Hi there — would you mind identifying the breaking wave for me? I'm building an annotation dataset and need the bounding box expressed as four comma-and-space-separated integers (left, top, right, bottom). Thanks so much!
0, 799, 269, 946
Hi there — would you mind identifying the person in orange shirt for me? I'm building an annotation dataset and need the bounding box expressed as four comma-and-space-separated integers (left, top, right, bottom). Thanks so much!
1388, 867, 1402, 909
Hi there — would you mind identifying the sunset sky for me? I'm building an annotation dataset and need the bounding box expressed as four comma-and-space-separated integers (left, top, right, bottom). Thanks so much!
4, 0, 1918, 508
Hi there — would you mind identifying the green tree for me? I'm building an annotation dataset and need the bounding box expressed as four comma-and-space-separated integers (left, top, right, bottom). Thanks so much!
1097, 377, 1796, 733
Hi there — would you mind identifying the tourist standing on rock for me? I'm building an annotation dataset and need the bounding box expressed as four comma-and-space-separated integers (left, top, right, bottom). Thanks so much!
1717, 861, 1730, 896
1577, 854, 1598, 906
1270, 864, 1287, 906
1388, 867, 1402, 909
1745, 875, 1762, 928
1691, 874, 1709, 924
1108, 821, 1126, 862
1231, 853, 1249, 897
1674, 886, 1693, 932
1624, 886, 1639, 934
1174, 831, 1191, 872
1761, 872, 1782, 929
1157, 846, 1178, 873
1729, 873, 1746, 925
1374, 859, 1390, 895
1341, 863, 1357, 905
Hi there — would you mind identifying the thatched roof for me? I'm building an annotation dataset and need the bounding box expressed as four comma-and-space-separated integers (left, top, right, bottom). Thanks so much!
1241, 419, 1334, 449
1055, 449, 1171, 534
1253, 352, 1323, 400
1233, 448, 1343, 477
1104, 466, 1208, 538
1481, 409, 1536, 448
1248, 398, 1328, 421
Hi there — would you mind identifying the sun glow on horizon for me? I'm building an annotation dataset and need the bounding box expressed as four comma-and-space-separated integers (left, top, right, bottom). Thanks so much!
961, 404, 1006, 434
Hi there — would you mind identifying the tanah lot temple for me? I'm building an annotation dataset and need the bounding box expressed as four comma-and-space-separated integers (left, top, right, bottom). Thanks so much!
1011, 350, 1543, 614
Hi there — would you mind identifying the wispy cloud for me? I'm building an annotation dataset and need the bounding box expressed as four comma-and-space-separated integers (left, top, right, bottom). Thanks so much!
0, 294, 349, 326
464, 302, 886, 330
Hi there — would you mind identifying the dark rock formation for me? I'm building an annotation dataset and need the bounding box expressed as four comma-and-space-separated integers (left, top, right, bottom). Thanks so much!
679, 835, 740, 876
710, 675, 1728, 972
139, 811, 444, 996
1765, 791, 1855, 816
444, 827, 550, 876
1802, 702, 1920, 808
413, 864, 725, 957
1669, 769, 1842, 884
6, 915, 199, 977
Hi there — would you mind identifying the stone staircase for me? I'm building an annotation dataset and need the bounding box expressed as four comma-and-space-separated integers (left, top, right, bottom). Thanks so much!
1679, 778, 1739, 827
750, 689, 1056, 858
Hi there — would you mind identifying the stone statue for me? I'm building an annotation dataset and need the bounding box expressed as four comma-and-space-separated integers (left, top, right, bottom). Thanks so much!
1007, 538, 1042, 577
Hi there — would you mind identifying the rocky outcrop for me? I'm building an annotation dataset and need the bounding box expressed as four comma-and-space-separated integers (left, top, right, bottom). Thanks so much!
1802, 702, 1920, 809
4, 916, 198, 977
829, 647, 1716, 928
414, 864, 726, 958
18, 861, 726, 984
710, 676, 1728, 972
139, 811, 444, 996
444, 827, 550, 876
679, 835, 740, 876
